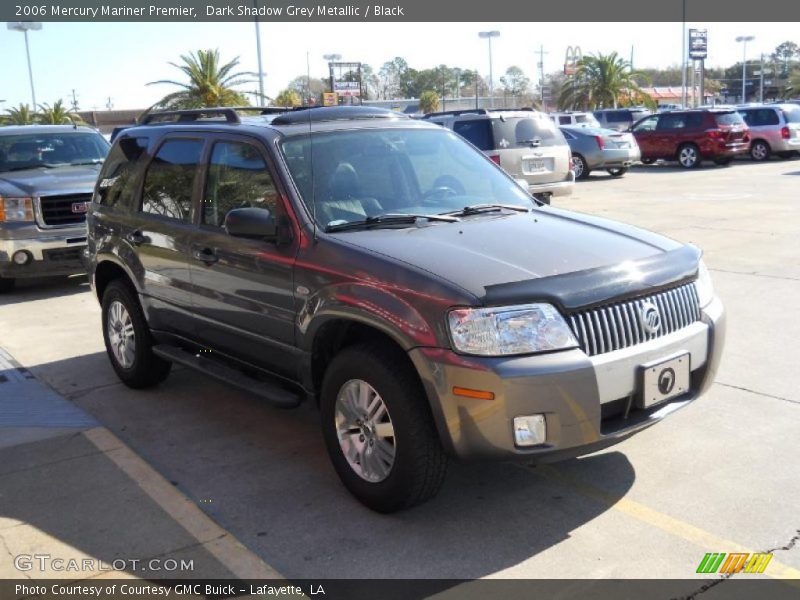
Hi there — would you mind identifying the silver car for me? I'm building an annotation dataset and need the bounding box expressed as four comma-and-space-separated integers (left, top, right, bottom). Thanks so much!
737, 104, 800, 160
424, 108, 574, 202
560, 126, 641, 179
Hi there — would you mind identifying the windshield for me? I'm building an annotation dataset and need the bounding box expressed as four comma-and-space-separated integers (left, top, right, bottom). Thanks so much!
714, 112, 746, 126
491, 115, 566, 148
0, 132, 110, 173
280, 128, 533, 229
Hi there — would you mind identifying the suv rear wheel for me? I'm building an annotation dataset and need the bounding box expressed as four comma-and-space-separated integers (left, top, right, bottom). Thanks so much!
0, 276, 15, 294
750, 140, 771, 161
101, 280, 171, 388
677, 143, 701, 168
320, 342, 447, 512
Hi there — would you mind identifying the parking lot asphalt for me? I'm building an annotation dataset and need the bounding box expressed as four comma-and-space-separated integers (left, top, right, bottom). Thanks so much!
0, 158, 799, 584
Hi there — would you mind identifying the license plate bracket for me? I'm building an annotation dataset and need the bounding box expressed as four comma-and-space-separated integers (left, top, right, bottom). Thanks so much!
638, 352, 691, 409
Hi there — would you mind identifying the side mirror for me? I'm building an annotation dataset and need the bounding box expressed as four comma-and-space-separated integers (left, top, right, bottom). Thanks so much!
224, 207, 277, 239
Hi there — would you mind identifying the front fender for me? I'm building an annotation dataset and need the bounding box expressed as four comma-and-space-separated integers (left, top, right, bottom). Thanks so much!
297, 281, 441, 353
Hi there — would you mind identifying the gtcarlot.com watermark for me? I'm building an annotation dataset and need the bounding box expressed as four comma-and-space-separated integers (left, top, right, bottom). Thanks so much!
14, 553, 194, 573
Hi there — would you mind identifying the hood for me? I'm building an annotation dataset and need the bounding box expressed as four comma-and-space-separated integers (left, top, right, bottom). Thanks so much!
332, 207, 692, 308
0, 164, 102, 197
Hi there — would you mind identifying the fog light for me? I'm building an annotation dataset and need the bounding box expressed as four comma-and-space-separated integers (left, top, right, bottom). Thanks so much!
12, 250, 32, 265
513, 415, 546, 447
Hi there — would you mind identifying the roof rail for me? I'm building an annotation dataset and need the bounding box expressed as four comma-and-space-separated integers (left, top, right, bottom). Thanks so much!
139, 108, 242, 125
487, 107, 535, 112
421, 108, 490, 118
270, 106, 406, 126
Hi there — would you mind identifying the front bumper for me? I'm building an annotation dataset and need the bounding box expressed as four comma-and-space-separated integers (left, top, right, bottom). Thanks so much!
410, 296, 725, 461
0, 224, 88, 278
528, 171, 575, 198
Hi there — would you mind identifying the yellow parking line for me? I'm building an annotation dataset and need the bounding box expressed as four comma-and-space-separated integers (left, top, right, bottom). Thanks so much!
534, 464, 800, 582
84, 427, 283, 581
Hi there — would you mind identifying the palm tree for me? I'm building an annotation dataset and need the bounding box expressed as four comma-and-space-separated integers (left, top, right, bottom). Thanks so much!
37, 100, 82, 124
3, 103, 36, 125
559, 52, 653, 110
147, 49, 253, 110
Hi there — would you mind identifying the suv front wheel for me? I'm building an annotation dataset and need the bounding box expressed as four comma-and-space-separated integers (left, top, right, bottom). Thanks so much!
320, 342, 447, 512
101, 280, 172, 388
677, 143, 701, 168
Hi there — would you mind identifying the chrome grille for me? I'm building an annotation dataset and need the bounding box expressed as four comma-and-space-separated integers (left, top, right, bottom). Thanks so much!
38, 193, 91, 227
568, 282, 700, 357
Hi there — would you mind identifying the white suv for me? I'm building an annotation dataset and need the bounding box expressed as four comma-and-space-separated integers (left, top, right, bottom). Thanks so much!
548, 111, 601, 128
423, 108, 574, 203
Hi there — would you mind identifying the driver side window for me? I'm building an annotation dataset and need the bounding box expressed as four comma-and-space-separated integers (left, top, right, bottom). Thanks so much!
633, 116, 659, 132
203, 141, 280, 228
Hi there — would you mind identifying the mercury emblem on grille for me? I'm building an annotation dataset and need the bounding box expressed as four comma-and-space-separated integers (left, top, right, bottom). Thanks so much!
640, 302, 661, 334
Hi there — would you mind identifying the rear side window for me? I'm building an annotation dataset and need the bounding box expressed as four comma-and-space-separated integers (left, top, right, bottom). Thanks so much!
741, 109, 779, 126
141, 139, 203, 221
202, 141, 280, 228
714, 112, 745, 126
783, 107, 800, 124
657, 114, 687, 130
685, 113, 705, 129
96, 137, 148, 208
493, 116, 562, 147
453, 120, 493, 151
558, 116, 571, 125
605, 111, 630, 123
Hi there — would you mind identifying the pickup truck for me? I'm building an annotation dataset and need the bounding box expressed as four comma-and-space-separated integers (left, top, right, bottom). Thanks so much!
0, 125, 109, 292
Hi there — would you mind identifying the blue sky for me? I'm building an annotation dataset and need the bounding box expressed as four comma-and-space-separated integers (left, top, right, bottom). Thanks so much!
1, 21, 796, 110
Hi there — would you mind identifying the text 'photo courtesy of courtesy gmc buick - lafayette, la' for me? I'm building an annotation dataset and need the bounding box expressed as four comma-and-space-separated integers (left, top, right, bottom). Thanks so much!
86, 106, 725, 513
0, 125, 110, 292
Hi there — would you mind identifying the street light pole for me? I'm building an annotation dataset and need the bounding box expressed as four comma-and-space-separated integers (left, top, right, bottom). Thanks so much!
478, 31, 500, 108
7, 22, 42, 109
736, 35, 755, 103
253, 0, 265, 104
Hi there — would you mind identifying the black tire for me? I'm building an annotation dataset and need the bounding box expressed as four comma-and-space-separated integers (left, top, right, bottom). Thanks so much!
0, 276, 15, 294
320, 341, 447, 513
750, 139, 771, 161
606, 167, 628, 177
713, 157, 733, 166
641, 158, 655, 165
677, 143, 701, 169
572, 154, 590, 179
777, 151, 796, 160
101, 279, 171, 388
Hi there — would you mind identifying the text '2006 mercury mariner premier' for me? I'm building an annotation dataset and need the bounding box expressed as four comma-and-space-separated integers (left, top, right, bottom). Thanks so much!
87, 107, 725, 512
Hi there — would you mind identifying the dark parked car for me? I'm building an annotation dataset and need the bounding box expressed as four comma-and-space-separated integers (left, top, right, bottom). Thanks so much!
0, 125, 110, 292
631, 109, 750, 168
87, 107, 725, 512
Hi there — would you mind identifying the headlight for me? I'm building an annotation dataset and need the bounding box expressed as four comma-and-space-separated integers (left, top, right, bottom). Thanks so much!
448, 303, 578, 356
695, 259, 714, 307
0, 197, 34, 222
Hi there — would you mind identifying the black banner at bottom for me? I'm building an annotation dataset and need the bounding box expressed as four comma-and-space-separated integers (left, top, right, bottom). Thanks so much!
3, 579, 800, 600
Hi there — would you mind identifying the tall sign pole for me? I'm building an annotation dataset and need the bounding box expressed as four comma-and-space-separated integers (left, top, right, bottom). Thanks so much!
689, 29, 708, 106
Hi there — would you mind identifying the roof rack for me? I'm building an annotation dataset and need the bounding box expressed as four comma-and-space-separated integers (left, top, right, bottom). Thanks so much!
270, 106, 406, 126
140, 108, 241, 125
421, 109, 489, 118
487, 107, 535, 112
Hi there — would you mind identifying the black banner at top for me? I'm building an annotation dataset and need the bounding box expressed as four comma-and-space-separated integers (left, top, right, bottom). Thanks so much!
4, 0, 800, 22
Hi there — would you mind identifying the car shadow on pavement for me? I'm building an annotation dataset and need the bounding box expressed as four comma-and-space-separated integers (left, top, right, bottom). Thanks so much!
3, 349, 638, 580
0, 276, 90, 306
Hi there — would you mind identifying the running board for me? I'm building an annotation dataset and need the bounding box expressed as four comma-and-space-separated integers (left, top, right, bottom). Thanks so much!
152, 344, 302, 408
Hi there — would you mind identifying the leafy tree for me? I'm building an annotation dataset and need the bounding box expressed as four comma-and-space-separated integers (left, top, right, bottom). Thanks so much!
287, 75, 328, 105
418, 91, 440, 114
500, 66, 531, 97
771, 41, 800, 63
147, 49, 253, 109
361, 64, 380, 100
559, 52, 652, 109
37, 100, 83, 124
2, 103, 36, 125
274, 89, 302, 107
378, 57, 410, 99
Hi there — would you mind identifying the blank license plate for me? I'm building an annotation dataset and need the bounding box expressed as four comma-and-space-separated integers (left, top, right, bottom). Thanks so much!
639, 352, 690, 408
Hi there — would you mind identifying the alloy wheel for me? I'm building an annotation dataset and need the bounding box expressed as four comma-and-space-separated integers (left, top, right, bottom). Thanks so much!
107, 300, 136, 369
678, 146, 698, 168
334, 379, 396, 483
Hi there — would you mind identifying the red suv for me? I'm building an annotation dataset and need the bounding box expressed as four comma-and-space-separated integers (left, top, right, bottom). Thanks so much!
631, 109, 750, 168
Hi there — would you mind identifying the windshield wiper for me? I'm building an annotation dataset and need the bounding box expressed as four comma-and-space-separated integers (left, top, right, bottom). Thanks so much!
440, 203, 532, 217
325, 213, 459, 233
68, 159, 104, 166
0, 164, 57, 172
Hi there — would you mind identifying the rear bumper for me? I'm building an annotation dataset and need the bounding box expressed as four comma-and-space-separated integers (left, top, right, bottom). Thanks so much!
410, 295, 725, 461
0, 224, 87, 278
528, 171, 575, 197
591, 147, 641, 169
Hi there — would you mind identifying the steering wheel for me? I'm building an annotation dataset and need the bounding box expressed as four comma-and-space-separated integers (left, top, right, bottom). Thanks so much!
421, 186, 458, 203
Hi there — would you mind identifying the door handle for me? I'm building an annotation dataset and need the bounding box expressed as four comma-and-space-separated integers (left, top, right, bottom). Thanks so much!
192, 246, 219, 265
126, 230, 149, 245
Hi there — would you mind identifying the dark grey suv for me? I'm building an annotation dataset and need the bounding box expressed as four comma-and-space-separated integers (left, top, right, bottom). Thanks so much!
87, 107, 725, 512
